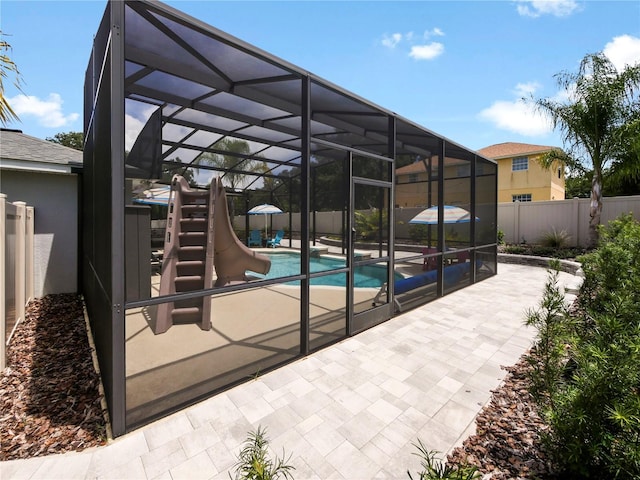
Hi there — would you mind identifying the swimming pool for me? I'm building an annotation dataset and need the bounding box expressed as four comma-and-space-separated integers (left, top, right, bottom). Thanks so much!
249, 252, 401, 287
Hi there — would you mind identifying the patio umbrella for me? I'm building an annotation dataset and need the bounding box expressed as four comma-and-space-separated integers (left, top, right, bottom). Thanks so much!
248, 203, 284, 238
409, 205, 478, 225
134, 185, 171, 206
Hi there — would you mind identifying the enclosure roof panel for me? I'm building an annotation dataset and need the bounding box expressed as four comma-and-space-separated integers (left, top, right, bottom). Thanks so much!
122, 0, 483, 181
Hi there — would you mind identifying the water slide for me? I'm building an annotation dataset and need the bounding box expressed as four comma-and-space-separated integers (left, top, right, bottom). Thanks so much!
211, 177, 271, 287
155, 175, 270, 334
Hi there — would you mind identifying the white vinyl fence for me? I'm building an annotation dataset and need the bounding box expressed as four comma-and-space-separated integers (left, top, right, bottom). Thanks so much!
498, 195, 640, 247
1, 194, 34, 370
235, 195, 640, 249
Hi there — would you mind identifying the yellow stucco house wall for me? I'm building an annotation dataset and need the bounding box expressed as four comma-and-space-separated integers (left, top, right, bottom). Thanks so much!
395, 142, 564, 208
395, 156, 495, 208
477, 142, 565, 203
395, 161, 432, 207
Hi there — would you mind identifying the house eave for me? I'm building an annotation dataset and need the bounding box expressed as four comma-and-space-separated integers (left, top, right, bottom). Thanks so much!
491, 148, 559, 161
0, 158, 82, 175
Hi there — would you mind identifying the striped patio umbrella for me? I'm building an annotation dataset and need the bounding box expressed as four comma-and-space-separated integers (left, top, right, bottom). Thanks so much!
409, 205, 478, 225
134, 185, 171, 206
248, 203, 284, 237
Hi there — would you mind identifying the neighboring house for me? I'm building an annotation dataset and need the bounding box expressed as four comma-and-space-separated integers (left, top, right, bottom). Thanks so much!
0, 129, 82, 297
395, 161, 432, 208
395, 156, 495, 208
477, 142, 565, 203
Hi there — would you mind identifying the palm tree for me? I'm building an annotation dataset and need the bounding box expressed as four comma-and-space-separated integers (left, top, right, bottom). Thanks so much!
195, 138, 266, 190
0, 31, 24, 126
533, 53, 640, 247
194, 138, 268, 219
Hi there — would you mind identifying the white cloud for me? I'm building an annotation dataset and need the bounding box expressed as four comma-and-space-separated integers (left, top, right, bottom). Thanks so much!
381, 29, 445, 60
8, 93, 79, 128
382, 33, 402, 49
125, 114, 146, 152
409, 42, 444, 60
479, 100, 551, 136
514, 81, 542, 97
603, 35, 640, 71
125, 102, 161, 151
479, 83, 553, 136
516, 0, 579, 18
424, 27, 445, 39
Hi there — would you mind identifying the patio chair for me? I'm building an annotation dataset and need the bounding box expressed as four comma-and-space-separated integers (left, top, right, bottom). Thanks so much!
456, 250, 469, 263
422, 247, 438, 271
248, 229, 262, 247
266, 229, 284, 248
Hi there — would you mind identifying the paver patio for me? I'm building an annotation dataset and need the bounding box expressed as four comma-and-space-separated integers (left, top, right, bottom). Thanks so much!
1, 263, 580, 480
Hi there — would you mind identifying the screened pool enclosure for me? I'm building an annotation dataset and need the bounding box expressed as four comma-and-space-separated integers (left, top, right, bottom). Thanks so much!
83, 0, 497, 436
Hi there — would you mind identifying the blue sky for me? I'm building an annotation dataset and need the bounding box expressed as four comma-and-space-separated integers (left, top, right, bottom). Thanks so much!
3, 0, 640, 152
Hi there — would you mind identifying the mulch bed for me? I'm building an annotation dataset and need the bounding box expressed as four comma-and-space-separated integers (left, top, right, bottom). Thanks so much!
447, 353, 560, 479
0, 294, 107, 461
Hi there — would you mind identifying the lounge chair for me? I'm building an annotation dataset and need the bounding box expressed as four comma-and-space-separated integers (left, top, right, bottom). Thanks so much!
266, 229, 284, 248
248, 229, 262, 247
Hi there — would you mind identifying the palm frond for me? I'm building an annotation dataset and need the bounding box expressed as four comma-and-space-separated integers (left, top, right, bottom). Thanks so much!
0, 31, 25, 126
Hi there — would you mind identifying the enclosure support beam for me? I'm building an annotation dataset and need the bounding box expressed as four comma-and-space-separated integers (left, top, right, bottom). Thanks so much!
300, 75, 311, 355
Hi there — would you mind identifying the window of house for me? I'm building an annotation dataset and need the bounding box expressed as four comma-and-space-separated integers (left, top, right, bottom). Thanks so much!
512, 157, 528, 171
558, 167, 562, 179
457, 164, 470, 177
512, 194, 532, 202
409, 173, 418, 183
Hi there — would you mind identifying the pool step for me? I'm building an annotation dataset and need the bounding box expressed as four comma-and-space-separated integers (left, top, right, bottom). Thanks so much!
310, 246, 329, 256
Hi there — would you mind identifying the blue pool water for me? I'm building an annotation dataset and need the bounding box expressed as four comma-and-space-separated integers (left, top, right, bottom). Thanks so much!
249, 252, 401, 287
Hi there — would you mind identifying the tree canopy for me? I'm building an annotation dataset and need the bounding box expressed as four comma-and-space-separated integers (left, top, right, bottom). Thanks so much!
194, 138, 266, 191
533, 52, 640, 247
46, 131, 84, 151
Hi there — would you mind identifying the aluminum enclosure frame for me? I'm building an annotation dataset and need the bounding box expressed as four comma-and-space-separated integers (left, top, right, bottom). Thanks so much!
83, 0, 497, 436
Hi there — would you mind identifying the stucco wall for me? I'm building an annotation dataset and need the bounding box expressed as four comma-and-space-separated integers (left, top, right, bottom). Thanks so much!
1, 170, 78, 297
497, 156, 565, 202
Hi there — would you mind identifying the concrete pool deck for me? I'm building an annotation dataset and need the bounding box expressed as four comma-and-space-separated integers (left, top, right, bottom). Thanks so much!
1, 263, 581, 480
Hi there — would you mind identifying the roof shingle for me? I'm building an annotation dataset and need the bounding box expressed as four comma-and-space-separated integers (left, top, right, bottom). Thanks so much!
0, 129, 83, 167
477, 142, 559, 160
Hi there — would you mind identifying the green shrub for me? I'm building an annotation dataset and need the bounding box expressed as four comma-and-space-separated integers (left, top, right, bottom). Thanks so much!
524, 262, 572, 405
580, 213, 640, 313
503, 245, 527, 255
497, 228, 505, 245
407, 441, 480, 480
528, 246, 557, 257
231, 426, 295, 480
355, 208, 388, 241
539, 227, 570, 249
527, 215, 640, 479
409, 223, 430, 243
